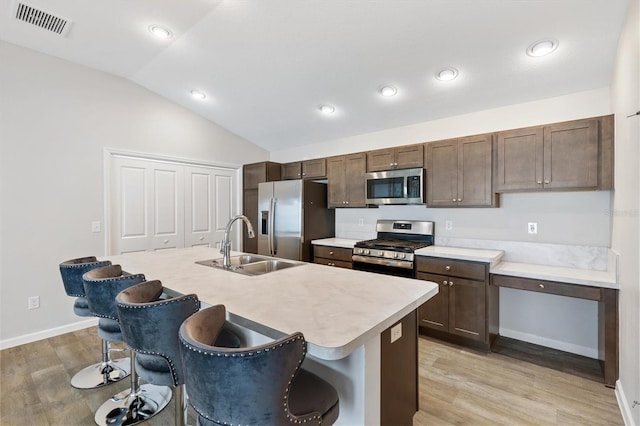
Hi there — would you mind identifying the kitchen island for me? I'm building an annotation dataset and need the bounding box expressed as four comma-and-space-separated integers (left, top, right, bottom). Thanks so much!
105, 246, 438, 425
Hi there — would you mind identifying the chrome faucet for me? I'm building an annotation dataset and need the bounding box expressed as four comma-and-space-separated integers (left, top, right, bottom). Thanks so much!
221, 215, 255, 268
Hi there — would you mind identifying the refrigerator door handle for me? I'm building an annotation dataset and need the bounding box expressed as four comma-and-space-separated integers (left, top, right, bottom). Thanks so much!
269, 197, 276, 256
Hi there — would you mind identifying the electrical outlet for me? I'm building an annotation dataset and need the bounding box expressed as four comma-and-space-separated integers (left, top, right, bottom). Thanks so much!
91, 221, 101, 233
390, 323, 402, 343
28, 296, 40, 310
445, 220, 453, 231
528, 222, 538, 234
358, 218, 364, 226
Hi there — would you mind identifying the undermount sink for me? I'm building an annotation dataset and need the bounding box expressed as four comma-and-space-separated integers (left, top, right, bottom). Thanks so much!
195, 256, 302, 276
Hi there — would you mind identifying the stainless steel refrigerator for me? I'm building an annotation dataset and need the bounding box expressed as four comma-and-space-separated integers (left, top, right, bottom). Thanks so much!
258, 180, 335, 262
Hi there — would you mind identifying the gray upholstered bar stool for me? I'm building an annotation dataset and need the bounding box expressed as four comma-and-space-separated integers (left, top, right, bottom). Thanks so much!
83, 265, 172, 426
179, 305, 340, 426
59, 256, 130, 389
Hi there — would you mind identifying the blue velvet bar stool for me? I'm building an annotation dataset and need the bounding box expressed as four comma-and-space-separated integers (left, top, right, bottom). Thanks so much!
83, 265, 172, 426
59, 256, 130, 389
115, 280, 199, 426
179, 305, 340, 426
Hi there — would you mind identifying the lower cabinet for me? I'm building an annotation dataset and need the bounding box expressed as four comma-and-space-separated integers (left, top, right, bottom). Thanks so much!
416, 256, 498, 350
313, 245, 353, 269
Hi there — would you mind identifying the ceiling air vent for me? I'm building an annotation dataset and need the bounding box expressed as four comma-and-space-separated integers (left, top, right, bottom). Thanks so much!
13, 2, 72, 36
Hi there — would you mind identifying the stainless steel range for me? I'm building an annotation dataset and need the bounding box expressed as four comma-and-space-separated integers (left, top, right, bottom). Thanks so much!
352, 220, 434, 277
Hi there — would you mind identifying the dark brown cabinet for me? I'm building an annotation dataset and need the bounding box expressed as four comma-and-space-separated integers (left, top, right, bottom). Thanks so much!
495, 116, 613, 192
242, 161, 281, 253
326, 153, 366, 208
426, 134, 496, 207
313, 245, 353, 269
367, 144, 423, 172
416, 256, 497, 350
282, 158, 327, 180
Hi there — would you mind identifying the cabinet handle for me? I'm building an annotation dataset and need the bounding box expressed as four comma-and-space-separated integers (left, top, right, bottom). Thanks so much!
539, 284, 545, 289
303, 173, 306, 176
445, 265, 451, 271
394, 162, 398, 166
544, 180, 549, 184
449, 280, 454, 286
163, 239, 169, 244
345, 201, 349, 204
329, 251, 334, 255
457, 198, 462, 202
389, 163, 394, 167
537, 180, 542, 184
199, 236, 204, 241
329, 262, 334, 266
443, 280, 448, 286
452, 198, 457, 202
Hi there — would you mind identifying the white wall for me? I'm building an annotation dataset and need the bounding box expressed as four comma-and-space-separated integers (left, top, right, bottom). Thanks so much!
0, 41, 269, 345
272, 88, 614, 358
610, 0, 640, 423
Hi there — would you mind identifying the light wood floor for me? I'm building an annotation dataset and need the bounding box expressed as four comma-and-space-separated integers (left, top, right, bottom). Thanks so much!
0, 328, 623, 425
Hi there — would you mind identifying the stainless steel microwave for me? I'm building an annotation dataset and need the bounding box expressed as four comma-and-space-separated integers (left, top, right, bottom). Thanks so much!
365, 168, 425, 205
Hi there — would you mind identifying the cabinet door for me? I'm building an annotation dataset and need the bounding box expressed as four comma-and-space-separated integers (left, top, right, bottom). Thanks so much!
543, 118, 599, 190
242, 189, 258, 254
495, 127, 544, 192
458, 134, 494, 207
448, 277, 486, 341
417, 272, 449, 331
282, 162, 302, 179
243, 162, 266, 190
395, 144, 424, 169
326, 156, 347, 207
302, 158, 326, 178
367, 148, 396, 172
426, 139, 458, 207
345, 153, 366, 207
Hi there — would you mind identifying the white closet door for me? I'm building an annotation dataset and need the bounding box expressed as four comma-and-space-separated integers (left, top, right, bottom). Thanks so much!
184, 165, 237, 249
111, 157, 184, 254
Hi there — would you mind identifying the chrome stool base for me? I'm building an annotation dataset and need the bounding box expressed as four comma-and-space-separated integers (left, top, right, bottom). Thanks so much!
94, 384, 172, 426
71, 357, 131, 390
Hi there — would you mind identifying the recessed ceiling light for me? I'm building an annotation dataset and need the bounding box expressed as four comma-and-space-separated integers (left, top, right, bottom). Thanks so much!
435, 67, 458, 81
190, 90, 206, 100
526, 39, 558, 57
148, 25, 173, 40
379, 86, 398, 97
319, 105, 335, 114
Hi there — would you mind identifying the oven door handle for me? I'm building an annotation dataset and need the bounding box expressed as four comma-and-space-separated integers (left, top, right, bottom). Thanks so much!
352, 255, 414, 269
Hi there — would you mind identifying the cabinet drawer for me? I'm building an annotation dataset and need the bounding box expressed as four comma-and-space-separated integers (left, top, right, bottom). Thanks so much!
416, 256, 486, 281
491, 274, 602, 301
314, 258, 352, 269
313, 246, 353, 262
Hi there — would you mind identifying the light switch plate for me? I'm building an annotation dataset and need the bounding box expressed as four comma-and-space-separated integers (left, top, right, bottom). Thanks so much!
390, 323, 402, 343
91, 221, 101, 233
528, 222, 538, 234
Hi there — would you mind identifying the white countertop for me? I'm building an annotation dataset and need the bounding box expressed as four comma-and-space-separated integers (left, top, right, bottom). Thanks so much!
311, 238, 357, 249
311, 238, 618, 289
104, 247, 438, 361
415, 246, 504, 266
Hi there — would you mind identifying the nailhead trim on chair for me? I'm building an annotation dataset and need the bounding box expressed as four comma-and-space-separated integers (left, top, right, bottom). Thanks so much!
84, 273, 146, 320
60, 261, 110, 297
117, 295, 199, 386
181, 334, 322, 425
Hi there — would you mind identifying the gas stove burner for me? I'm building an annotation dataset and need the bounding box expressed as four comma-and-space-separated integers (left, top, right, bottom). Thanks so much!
354, 238, 432, 252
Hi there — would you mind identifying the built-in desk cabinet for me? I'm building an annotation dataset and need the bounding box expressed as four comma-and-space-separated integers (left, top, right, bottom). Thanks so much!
416, 256, 498, 350
313, 245, 353, 269
495, 115, 614, 192
426, 134, 497, 207
326, 153, 367, 208
367, 144, 424, 172
242, 161, 281, 254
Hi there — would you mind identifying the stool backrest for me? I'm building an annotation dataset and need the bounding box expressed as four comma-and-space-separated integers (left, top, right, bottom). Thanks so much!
179, 305, 307, 425
59, 257, 112, 297
82, 264, 145, 320
116, 280, 200, 386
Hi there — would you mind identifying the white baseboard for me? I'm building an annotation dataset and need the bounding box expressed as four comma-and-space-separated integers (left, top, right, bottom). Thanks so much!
616, 379, 638, 426
499, 327, 598, 359
0, 318, 98, 350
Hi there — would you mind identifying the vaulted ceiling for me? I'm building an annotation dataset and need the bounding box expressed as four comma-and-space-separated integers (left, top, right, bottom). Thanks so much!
0, 0, 630, 151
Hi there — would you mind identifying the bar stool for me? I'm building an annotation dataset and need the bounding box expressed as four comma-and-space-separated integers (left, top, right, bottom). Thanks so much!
59, 256, 130, 389
83, 265, 171, 426
179, 305, 340, 425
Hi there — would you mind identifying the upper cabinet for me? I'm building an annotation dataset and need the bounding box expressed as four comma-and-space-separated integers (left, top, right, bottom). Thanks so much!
282, 158, 327, 180
242, 161, 281, 253
426, 134, 496, 207
367, 144, 424, 172
327, 153, 367, 208
495, 116, 613, 192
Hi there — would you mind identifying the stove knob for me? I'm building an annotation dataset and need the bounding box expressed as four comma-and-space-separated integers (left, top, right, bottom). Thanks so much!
393, 253, 398, 258
364, 249, 370, 255
378, 251, 383, 256
400, 253, 406, 259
